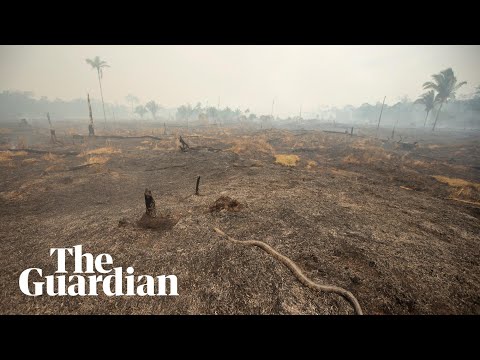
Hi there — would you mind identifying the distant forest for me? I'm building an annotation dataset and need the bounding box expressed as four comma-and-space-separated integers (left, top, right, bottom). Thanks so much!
1, 90, 479, 129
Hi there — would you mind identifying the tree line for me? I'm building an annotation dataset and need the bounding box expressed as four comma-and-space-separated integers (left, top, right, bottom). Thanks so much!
2, 59, 479, 130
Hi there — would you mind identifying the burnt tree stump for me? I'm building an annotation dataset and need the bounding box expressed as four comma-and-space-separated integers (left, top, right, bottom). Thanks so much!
179, 135, 190, 152
195, 175, 201, 195
144, 188, 157, 217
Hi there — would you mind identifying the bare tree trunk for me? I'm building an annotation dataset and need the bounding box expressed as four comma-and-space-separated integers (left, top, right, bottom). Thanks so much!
423, 110, 430, 128
392, 117, 400, 139
50, 129, 57, 144
97, 69, 107, 130
376, 96, 386, 138
47, 112, 52, 129
87, 93, 95, 136
432, 101, 443, 132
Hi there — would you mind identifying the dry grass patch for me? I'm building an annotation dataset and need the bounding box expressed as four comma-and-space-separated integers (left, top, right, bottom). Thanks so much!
275, 154, 300, 167
342, 154, 361, 164
350, 138, 382, 150
229, 136, 275, 157
0, 151, 28, 161
21, 158, 39, 165
85, 156, 110, 165
82, 147, 121, 156
409, 160, 431, 168
432, 175, 480, 203
306, 160, 317, 169
0, 151, 28, 167
42, 153, 64, 162
432, 176, 480, 189
343, 147, 391, 165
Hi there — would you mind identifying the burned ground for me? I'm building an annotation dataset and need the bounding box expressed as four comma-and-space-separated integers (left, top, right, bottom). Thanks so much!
0, 121, 479, 314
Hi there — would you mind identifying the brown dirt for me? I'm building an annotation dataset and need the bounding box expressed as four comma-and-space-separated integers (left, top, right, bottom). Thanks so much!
0, 122, 479, 314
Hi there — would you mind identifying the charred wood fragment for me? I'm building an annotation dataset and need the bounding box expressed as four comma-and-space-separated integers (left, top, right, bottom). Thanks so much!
144, 189, 157, 218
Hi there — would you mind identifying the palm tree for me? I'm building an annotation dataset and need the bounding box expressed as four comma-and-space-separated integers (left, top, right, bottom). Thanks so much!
86, 56, 110, 128
126, 94, 140, 115
414, 90, 436, 128
423, 68, 467, 131
134, 105, 148, 119
145, 101, 161, 120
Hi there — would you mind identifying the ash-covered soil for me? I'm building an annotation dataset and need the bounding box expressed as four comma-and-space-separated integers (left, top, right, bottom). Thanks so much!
0, 122, 479, 314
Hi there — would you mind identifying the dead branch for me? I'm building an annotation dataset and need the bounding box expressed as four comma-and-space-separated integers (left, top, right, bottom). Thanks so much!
145, 164, 186, 171
73, 134, 167, 141
189, 146, 222, 152
7, 148, 80, 156
69, 164, 95, 171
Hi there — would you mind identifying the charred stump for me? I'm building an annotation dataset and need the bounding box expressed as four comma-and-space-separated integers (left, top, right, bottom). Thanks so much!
179, 135, 190, 152
144, 188, 157, 217
195, 175, 201, 195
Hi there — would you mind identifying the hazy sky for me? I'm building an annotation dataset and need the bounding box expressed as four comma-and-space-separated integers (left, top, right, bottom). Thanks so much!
1, 45, 479, 117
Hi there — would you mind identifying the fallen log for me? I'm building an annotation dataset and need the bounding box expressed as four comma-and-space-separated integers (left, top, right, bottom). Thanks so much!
72, 134, 168, 141
189, 146, 223, 152
7, 148, 80, 156
145, 164, 186, 171
69, 163, 95, 171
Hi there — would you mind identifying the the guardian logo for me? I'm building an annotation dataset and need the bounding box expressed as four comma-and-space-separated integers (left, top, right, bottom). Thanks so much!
19, 245, 178, 297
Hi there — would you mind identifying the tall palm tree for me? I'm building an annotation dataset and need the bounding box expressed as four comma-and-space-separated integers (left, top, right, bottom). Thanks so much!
145, 101, 161, 121
423, 68, 467, 131
86, 56, 110, 128
414, 90, 436, 128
